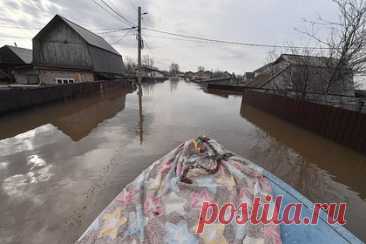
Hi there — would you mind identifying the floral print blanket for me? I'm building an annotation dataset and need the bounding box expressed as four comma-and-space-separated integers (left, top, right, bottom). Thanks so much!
76, 137, 281, 244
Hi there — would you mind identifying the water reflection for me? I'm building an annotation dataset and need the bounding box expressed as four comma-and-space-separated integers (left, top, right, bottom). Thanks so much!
240, 97, 366, 239
2, 153, 53, 203
203, 87, 230, 98
0, 87, 132, 142
169, 79, 179, 94
27, 154, 47, 170
142, 82, 155, 96
240, 98, 366, 199
138, 84, 144, 144
0, 80, 365, 243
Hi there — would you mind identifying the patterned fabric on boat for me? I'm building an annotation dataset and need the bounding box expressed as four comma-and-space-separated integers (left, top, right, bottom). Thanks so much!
76, 137, 282, 244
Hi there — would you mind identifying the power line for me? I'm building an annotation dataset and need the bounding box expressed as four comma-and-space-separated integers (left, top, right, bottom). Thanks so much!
91, 0, 126, 24
98, 0, 136, 27
143, 28, 334, 50
110, 29, 134, 44
143, 33, 211, 44
98, 26, 136, 34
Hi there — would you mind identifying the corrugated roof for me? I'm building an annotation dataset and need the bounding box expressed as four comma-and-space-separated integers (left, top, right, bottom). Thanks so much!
6, 45, 32, 64
59, 16, 121, 56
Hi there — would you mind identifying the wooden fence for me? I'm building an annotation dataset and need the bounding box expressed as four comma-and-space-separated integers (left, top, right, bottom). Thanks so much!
0, 79, 131, 115
243, 90, 366, 154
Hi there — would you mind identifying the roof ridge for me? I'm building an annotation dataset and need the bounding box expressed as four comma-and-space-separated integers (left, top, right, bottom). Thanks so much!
55, 15, 120, 56
6, 45, 32, 51
57, 15, 104, 40
281, 53, 331, 59
3, 44, 33, 64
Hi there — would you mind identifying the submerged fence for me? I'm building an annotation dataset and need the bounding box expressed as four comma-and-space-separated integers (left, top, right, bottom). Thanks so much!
243, 90, 366, 154
0, 79, 131, 115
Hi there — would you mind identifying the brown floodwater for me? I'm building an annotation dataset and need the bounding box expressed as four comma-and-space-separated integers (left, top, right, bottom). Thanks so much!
0, 80, 365, 243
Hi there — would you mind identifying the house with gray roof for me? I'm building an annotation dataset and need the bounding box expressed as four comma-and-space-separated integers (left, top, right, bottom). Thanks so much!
0, 45, 32, 82
13, 15, 126, 84
249, 54, 355, 98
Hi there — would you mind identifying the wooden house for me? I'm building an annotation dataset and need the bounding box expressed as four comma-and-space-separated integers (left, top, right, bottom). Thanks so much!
14, 15, 125, 84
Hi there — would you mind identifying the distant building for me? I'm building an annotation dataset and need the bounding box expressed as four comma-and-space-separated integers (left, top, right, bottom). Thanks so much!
184, 71, 194, 79
141, 65, 166, 78
192, 70, 212, 81
13, 15, 125, 85
0, 45, 32, 83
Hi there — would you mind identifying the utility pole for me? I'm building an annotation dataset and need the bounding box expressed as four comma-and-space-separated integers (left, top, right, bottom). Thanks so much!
137, 6, 142, 93
137, 6, 143, 144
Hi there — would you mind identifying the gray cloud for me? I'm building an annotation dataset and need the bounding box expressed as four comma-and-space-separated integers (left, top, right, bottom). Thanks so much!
0, 0, 340, 73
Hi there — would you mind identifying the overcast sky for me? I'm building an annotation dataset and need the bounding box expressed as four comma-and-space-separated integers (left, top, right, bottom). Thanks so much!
0, 0, 340, 73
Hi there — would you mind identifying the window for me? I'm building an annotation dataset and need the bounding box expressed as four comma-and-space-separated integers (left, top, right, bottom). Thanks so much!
56, 78, 75, 85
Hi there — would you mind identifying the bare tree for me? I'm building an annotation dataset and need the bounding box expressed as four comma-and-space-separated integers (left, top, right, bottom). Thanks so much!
286, 48, 320, 100
141, 55, 155, 77
142, 55, 154, 68
300, 0, 366, 94
125, 56, 136, 74
265, 49, 278, 66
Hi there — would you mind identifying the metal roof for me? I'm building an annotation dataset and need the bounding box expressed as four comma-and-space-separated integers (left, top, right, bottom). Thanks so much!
6, 45, 32, 64
58, 16, 121, 56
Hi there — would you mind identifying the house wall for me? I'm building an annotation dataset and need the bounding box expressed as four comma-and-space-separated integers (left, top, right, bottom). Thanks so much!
88, 46, 124, 75
13, 68, 39, 84
33, 21, 92, 69
38, 69, 94, 84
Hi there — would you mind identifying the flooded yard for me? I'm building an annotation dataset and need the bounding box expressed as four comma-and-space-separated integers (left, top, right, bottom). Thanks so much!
0, 80, 365, 243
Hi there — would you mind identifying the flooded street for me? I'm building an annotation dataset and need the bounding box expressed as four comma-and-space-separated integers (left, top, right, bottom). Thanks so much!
0, 80, 366, 243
